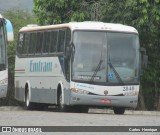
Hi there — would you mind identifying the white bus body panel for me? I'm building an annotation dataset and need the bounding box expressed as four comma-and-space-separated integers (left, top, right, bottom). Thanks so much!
71, 82, 139, 96
15, 56, 69, 104
70, 82, 139, 108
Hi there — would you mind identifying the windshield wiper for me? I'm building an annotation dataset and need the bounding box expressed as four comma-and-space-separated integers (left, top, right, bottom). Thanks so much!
90, 59, 103, 83
108, 61, 124, 85
90, 44, 104, 83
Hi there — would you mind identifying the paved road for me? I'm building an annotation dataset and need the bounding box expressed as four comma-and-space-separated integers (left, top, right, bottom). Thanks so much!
0, 106, 159, 135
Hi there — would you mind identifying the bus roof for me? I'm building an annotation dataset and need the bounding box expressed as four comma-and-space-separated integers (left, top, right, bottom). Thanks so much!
19, 21, 138, 33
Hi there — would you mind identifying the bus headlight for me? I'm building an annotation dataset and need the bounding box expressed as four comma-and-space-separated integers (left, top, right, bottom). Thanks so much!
0, 78, 8, 85
71, 88, 89, 95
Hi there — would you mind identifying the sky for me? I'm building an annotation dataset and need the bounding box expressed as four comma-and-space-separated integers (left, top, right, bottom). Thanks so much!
0, 0, 33, 13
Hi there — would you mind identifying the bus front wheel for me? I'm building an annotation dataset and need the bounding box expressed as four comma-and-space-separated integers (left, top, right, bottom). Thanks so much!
113, 107, 125, 115
25, 89, 32, 110
57, 90, 69, 112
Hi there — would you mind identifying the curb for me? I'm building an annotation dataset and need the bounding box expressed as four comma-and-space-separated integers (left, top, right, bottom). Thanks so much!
0, 106, 160, 116
0, 106, 23, 111
89, 108, 160, 116
125, 110, 160, 116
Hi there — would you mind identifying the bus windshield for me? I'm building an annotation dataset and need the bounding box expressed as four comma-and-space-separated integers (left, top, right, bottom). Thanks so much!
72, 31, 140, 85
0, 21, 6, 70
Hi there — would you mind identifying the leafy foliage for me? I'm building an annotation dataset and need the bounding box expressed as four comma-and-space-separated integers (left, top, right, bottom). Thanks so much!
33, 0, 91, 24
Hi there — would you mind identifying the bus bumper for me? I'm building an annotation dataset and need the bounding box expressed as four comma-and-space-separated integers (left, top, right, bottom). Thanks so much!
0, 85, 7, 98
69, 93, 138, 108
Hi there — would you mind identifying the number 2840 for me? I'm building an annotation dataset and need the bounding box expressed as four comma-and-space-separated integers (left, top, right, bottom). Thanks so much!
123, 86, 135, 91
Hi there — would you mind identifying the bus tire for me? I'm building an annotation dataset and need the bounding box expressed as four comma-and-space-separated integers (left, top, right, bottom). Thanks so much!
113, 107, 125, 115
57, 90, 68, 112
25, 85, 35, 110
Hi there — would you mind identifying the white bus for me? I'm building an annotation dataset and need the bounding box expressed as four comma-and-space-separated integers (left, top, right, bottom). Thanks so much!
15, 22, 144, 114
0, 14, 14, 98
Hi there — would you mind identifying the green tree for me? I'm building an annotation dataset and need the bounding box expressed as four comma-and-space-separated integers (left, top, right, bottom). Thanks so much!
33, 0, 91, 25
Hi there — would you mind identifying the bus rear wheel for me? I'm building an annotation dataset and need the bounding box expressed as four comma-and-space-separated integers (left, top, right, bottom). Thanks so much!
25, 86, 39, 110
25, 89, 34, 110
113, 107, 125, 115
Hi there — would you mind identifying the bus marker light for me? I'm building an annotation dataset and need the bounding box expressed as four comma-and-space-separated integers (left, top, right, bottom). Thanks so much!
71, 88, 78, 93
100, 99, 111, 104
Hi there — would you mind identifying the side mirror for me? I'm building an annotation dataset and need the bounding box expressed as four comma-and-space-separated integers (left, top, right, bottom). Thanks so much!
140, 47, 148, 69
5, 19, 14, 41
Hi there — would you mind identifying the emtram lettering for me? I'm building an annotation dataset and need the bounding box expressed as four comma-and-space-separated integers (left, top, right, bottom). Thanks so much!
30, 60, 52, 72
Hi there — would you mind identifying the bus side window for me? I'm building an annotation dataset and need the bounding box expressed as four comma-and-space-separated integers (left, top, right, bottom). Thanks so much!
43, 31, 50, 54
23, 33, 29, 55
50, 30, 58, 53
28, 32, 36, 55
65, 28, 71, 47
17, 33, 24, 55
36, 32, 43, 54
57, 29, 65, 52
